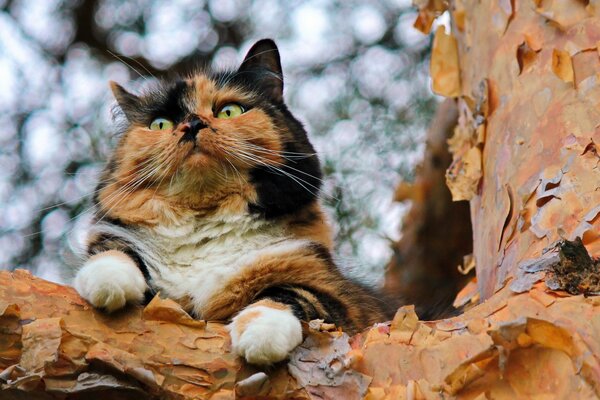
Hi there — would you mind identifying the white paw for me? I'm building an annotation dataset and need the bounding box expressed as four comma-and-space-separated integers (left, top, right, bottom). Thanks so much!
74, 251, 147, 312
229, 306, 303, 365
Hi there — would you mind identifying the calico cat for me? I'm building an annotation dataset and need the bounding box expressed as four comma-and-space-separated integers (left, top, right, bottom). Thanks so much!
73, 39, 389, 365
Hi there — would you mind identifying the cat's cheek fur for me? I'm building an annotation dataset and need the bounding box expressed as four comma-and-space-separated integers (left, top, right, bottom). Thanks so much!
229, 305, 303, 365
74, 250, 147, 312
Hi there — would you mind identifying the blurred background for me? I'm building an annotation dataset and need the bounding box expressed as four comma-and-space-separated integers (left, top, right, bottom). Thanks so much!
0, 0, 441, 284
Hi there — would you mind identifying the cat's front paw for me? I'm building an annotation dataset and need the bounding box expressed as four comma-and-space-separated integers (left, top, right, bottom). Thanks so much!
229, 305, 303, 365
74, 251, 147, 312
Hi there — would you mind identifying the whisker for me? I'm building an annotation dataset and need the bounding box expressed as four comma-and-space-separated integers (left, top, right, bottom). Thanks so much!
107, 50, 150, 82
108, 50, 157, 80
31, 151, 164, 215
95, 150, 172, 207
20, 170, 152, 241
20, 153, 170, 240
225, 150, 324, 199
236, 141, 316, 157
69, 150, 171, 226
234, 147, 326, 187
235, 143, 316, 162
221, 151, 248, 191
167, 164, 179, 195
148, 157, 174, 204
93, 160, 167, 226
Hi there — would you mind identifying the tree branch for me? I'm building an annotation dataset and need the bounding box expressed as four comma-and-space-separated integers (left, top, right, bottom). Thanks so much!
2, 265, 599, 399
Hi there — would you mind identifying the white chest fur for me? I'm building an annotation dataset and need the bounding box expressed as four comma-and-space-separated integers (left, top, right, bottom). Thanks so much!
90, 213, 307, 317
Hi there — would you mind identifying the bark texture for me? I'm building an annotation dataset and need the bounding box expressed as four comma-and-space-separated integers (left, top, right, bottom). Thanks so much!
3, 1, 600, 399
442, 0, 600, 302
3, 254, 600, 400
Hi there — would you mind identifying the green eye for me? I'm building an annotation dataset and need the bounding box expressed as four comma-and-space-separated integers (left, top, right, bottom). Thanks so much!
217, 103, 245, 119
149, 118, 174, 131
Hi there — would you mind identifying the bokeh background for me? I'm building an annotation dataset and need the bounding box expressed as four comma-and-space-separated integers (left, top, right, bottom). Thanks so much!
0, 0, 442, 284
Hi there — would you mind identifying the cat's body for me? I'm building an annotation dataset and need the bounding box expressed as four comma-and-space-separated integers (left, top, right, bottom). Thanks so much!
73, 39, 389, 365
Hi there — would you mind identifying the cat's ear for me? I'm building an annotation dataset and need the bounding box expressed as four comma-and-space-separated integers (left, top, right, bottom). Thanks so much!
109, 81, 140, 121
239, 39, 283, 102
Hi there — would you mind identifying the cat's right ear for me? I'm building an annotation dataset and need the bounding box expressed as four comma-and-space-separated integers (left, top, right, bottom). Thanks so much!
109, 81, 140, 121
238, 39, 283, 103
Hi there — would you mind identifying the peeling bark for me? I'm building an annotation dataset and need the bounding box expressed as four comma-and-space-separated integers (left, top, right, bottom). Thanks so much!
3, 263, 600, 399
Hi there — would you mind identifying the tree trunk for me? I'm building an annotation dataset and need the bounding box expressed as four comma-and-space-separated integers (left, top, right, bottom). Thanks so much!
3, 1, 600, 399
383, 98, 473, 320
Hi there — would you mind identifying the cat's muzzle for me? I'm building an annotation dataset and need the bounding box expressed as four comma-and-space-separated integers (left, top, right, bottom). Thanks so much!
179, 118, 207, 145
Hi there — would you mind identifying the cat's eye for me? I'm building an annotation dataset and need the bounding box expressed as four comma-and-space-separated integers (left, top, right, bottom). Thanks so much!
149, 118, 174, 131
217, 103, 245, 119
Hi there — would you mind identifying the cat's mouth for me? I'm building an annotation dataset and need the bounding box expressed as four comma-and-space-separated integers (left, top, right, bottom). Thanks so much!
180, 141, 216, 168
190, 143, 201, 153
179, 138, 202, 155
177, 131, 229, 169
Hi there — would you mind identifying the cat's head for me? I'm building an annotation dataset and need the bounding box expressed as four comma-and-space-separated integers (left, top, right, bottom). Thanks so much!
99, 39, 322, 220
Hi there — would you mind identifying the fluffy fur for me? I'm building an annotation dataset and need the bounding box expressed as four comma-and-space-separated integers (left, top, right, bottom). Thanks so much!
74, 39, 390, 365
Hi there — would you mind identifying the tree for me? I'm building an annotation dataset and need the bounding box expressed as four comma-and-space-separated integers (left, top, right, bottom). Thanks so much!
3, 1, 600, 399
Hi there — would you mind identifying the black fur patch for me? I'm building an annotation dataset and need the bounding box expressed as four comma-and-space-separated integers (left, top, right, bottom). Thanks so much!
247, 160, 322, 218
305, 285, 350, 326
213, 68, 323, 218
116, 80, 193, 126
256, 284, 350, 327
250, 112, 322, 218
256, 285, 318, 321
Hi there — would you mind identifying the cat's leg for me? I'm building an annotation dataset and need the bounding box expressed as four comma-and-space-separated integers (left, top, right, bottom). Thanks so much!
74, 250, 147, 312
228, 285, 341, 365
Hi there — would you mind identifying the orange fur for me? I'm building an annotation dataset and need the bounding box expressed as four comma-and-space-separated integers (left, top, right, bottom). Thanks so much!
202, 247, 385, 334
284, 203, 334, 250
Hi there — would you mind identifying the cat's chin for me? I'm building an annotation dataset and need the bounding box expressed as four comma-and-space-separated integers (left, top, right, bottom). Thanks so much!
184, 151, 208, 164
182, 151, 223, 173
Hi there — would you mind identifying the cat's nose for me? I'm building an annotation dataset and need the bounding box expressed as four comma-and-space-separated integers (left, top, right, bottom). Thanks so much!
188, 118, 207, 135
180, 118, 207, 144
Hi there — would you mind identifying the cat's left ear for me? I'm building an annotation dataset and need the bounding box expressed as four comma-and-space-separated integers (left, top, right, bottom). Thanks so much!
109, 81, 141, 121
239, 39, 283, 102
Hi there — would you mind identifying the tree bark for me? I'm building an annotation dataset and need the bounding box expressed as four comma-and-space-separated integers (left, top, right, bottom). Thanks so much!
4, 1, 600, 399
448, 0, 600, 301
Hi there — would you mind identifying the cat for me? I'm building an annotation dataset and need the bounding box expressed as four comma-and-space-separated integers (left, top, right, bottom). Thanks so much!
73, 39, 390, 365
